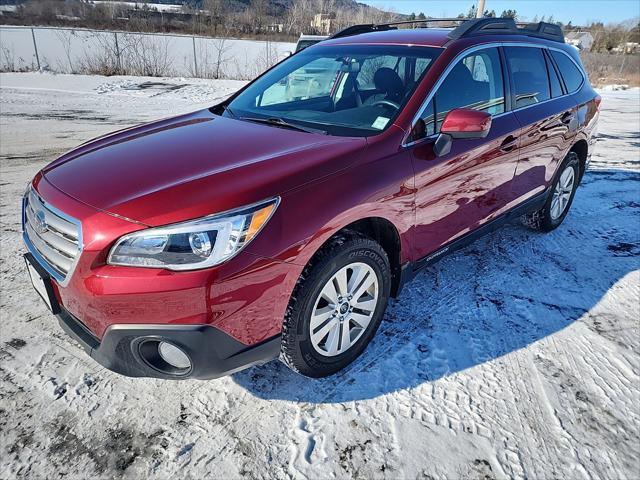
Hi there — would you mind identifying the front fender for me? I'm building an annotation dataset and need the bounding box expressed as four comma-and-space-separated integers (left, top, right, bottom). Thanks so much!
247, 149, 415, 333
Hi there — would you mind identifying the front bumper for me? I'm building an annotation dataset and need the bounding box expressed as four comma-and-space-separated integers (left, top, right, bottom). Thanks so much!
58, 307, 281, 379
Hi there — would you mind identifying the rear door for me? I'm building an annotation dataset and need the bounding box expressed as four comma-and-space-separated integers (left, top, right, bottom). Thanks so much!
407, 46, 522, 260
504, 46, 579, 204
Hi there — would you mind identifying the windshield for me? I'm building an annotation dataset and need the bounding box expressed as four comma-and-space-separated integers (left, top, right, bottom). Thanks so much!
222, 45, 442, 137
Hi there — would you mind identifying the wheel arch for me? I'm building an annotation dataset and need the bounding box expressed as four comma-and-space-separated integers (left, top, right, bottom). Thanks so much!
570, 138, 589, 182
295, 214, 407, 299
339, 217, 403, 298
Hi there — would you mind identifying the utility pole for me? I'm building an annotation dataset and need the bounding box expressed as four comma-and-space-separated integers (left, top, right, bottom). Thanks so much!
476, 0, 486, 18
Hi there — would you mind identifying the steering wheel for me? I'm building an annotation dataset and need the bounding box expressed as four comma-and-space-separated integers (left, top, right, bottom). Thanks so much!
370, 100, 400, 110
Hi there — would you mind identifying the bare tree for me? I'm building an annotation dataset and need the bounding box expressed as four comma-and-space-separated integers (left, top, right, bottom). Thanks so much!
78, 32, 121, 76
286, 0, 314, 35
122, 33, 174, 77
249, 0, 268, 33
55, 29, 77, 73
0, 46, 16, 72
203, 0, 228, 35
211, 36, 231, 78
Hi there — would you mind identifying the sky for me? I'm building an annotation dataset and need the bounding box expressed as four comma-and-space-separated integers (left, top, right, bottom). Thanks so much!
359, 0, 640, 25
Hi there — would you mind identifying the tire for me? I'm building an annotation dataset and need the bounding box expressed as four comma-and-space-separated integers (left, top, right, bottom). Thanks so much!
280, 231, 391, 378
522, 151, 580, 232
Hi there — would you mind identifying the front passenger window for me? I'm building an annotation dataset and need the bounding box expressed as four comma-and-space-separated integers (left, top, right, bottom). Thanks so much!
434, 48, 505, 130
412, 47, 504, 141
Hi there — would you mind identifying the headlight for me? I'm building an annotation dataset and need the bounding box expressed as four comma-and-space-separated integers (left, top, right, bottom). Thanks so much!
107, 198, 279, 270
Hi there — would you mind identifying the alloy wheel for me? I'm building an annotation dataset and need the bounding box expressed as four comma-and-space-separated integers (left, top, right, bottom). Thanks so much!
309, 262, 379, 357
550, 165, 575, 220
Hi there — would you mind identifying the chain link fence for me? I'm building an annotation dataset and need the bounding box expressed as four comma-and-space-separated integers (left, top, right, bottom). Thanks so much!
0, 25, 295, 79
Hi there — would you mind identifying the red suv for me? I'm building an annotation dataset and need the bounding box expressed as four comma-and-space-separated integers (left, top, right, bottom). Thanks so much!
23, 18, 599, 379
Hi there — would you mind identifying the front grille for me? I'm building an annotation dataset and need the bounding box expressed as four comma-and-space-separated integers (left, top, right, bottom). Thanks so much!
23, 187, 82, 282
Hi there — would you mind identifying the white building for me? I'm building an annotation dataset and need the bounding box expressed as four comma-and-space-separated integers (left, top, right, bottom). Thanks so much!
564, 31, 594, 51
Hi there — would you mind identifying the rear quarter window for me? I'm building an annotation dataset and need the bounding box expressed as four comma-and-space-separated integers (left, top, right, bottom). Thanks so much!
544, 50, 564, 97
550, 50, 585, 93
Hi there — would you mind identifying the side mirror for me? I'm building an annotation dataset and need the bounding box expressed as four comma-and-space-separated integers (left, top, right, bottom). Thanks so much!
441, 108, 492, 139
433, 109, 492, 157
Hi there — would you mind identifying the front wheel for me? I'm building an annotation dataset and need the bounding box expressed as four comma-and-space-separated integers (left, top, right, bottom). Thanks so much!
280, 233, 391, 378
522, 151, 580, 232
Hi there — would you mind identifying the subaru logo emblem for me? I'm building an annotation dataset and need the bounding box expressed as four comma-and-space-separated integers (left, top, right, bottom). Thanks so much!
34, 210, 48, 234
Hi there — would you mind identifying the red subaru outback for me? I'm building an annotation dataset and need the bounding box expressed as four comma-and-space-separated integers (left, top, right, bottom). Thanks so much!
23, 18, 599, 379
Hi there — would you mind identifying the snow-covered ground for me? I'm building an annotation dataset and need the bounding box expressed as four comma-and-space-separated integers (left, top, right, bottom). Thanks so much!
0, 73, 638, 479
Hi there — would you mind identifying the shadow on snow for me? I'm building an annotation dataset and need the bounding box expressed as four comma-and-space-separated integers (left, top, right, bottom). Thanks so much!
232, 169, 640, 403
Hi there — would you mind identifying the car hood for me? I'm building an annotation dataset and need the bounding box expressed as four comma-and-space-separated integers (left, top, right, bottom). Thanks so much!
43, 109, 367, 226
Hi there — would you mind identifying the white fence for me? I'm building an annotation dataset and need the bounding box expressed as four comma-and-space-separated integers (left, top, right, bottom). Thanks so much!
0, 25, 296, 79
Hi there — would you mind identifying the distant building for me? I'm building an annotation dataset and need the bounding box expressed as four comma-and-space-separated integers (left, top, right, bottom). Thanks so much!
0, 5, 18, 14
612, 42, 639, 54
564, 31, 594, 51
311, 13, 335, 35
266, 23, 284, 33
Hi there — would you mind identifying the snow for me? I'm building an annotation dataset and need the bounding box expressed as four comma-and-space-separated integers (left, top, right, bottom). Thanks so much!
90, 1, 186, 13
599, 84, 637, 91
1, 72, 639, 479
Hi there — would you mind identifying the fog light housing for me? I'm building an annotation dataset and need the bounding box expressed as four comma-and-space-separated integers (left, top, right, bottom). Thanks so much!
158, 341, 191, 369
137, 339, 192, 376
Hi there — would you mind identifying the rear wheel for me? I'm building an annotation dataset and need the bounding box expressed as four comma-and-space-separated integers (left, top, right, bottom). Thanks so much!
280, 232, 391, 378
523, 151, 580, 232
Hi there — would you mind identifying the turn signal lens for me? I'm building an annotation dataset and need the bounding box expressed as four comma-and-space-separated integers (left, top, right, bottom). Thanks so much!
245, 203, 276, 243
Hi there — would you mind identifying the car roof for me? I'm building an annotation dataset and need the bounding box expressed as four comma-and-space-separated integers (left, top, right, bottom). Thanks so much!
320, 28, 454, 48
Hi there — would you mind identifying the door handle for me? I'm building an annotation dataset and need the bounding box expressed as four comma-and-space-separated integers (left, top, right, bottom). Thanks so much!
500, 135, 518, 152
561, 112, 574, 125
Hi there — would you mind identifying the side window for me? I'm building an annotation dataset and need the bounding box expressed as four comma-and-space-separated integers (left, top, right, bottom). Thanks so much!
550, 50, 584, 93
505, 47, 551, 108
412, 99, 436, 140
545, 51, 564, 97
410, 48, 504, 142
433, 47, 505, 131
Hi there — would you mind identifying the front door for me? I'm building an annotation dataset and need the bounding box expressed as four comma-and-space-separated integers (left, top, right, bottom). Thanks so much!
407, 47, 521, 260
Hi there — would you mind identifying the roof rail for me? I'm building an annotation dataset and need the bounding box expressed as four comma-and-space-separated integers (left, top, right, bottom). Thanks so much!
329, 18, 466, 39
448, 18, 565, 43
516, 21, 565, 42
329, 17, 565, 44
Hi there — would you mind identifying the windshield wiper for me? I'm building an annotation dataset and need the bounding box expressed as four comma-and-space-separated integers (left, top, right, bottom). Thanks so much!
221, 104, 237, 117
241, 116, 327, 135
